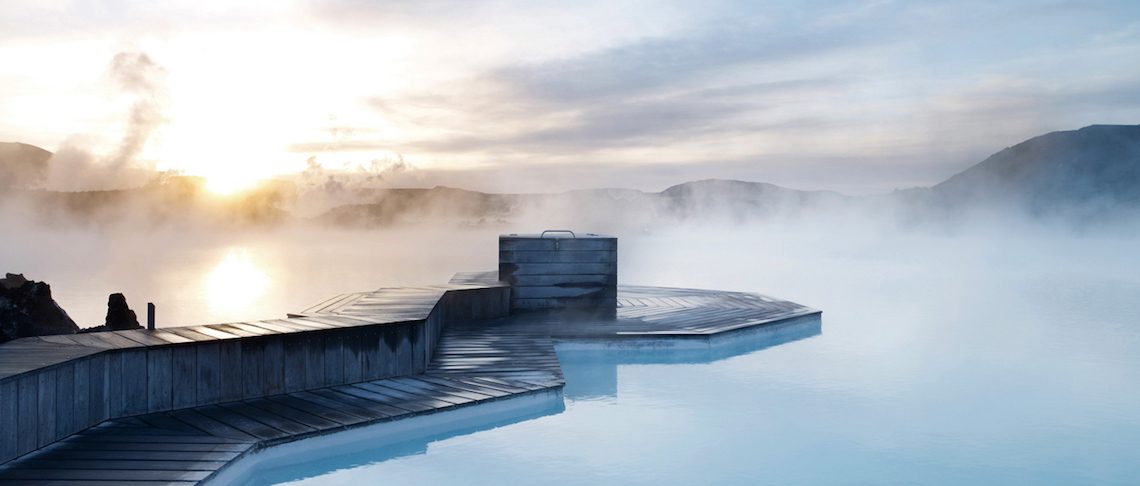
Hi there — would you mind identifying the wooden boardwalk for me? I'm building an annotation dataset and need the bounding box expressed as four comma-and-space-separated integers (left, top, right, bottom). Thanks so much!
0, 275, 819, 485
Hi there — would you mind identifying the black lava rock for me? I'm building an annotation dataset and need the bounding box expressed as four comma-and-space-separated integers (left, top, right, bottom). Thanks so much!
0, 273, 80, 343
105, 293, 141, 331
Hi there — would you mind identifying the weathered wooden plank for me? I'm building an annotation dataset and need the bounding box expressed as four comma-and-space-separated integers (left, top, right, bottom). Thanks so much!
34, 335, 84, 347
36, 369, 57, 449
16, 373, 39, 456
303, 334, 325, 389
331, 385, 425, 413
219, 401, 312, 437
499, 250, 617, 263
163, 327, 219, 342
410, 324, 426, 373
32, 448, 240, 462
207, 324, 259, 338
283, 334, 306, 393
226, 323, 274, 337
60, 333, 115, 350
244, 398, 340, 432
511, 297, 617, 310
417, 375, 510, 398
279, 317, 335, 330
383, 377, 484, 403
0, 478, 200, 485
190, 326, 240, 340
290, 390, 392, 422
322, 332, 344, 386
87, 353, 107, 426
120, 350, 148, 416
499, 237, 616, 251
240, 338, 263, 400
149, 331, 193, 345
395, 325, 413, 376
341, 331, 363, 384
262, 338, 285, 396
266, 395, 364, 427
70, 359, 91, 431
394, 376, 496, 401
353, 382, 459, 409
218, 341, 242, 403
0, 468, 211, 481
242, 321, 293, 334
53, 441, 250, 452
54, 363, 75, 441
359, 327, 383, 381
0, 378, 17, 462
511, 285, 615, 299
172, 346, 196, 409
115, 331, 170, 347
499, 262, 617, 277
320, 386, 410, 417
166, 409, 257, 442
105, 351, 124, 418
195, 343, 221, 406
192, 405, 286, 441
505, 273, 616, 287
146, 348, 173, 413
135, 413, 201, 435
16, 458, 228, 471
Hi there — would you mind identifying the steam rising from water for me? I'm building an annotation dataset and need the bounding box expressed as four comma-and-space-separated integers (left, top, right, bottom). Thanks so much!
0, 207, 1135, 328
45, 52, 167, 191
288, 153, 413, 217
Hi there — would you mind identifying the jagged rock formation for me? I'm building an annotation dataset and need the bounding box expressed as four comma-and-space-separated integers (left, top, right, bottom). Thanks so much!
0, 273, 80, 343
104, 293, 141, 331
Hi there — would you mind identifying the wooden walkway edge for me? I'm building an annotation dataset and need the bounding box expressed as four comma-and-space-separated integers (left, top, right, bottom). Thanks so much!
0, 273, 820, 485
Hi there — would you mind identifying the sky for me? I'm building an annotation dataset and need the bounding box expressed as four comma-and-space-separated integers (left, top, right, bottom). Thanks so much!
1, 0, 1139, 195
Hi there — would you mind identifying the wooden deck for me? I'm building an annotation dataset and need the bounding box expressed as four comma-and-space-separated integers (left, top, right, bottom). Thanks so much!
0, 274, 820, 485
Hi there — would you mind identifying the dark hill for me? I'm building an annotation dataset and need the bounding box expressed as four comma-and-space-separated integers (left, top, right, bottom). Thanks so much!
927, 124, 1140, 215
0, 142, 51, 189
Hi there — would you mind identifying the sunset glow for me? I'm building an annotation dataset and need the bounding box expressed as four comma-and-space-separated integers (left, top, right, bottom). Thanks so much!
203, 247, 269, 313
1, 1, 1139, 194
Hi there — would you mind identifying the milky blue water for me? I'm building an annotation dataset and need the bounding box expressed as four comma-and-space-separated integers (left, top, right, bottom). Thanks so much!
206, 228, 1140, 486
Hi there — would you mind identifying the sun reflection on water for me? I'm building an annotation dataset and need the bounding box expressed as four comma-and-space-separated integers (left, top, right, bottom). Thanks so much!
204, 247, 269, 315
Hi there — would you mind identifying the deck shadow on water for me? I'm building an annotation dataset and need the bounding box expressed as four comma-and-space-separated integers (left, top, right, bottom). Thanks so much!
225, 314, 821, 485
557, 313, 821, 400
226, 394, 566, 486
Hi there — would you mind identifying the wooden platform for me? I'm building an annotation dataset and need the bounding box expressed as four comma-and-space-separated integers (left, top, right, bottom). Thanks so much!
0, 275, 820, 485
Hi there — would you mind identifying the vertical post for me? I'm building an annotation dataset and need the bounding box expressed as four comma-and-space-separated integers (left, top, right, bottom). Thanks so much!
147, 303, 155, 330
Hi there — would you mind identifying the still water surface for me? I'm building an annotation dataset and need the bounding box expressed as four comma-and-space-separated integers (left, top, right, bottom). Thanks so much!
6, 226, 1140, 484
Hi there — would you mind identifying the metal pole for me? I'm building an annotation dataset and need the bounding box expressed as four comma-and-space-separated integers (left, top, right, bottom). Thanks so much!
147, 303, 155, 330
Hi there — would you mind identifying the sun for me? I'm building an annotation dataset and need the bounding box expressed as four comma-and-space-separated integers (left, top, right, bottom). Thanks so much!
204, 247, 269, 314
203, 173, 262, 196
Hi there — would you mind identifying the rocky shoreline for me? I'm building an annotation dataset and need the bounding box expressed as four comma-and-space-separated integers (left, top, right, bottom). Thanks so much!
0, 273, 140, 343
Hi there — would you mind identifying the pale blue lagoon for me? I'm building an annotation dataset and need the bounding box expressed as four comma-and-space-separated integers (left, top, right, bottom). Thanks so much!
207, 230, 1140, 485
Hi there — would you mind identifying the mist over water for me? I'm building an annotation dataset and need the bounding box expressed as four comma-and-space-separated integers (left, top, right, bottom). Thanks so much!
3, 190, 1139, 484
162, 219, 1137, 486
2, 206, 1137, 328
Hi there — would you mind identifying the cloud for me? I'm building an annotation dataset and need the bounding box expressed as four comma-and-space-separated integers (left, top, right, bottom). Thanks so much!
5, 0, 1140, 195
487, 22, 870, 105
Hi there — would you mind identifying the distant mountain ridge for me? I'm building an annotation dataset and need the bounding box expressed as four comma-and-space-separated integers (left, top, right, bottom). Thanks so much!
3, 124, 1138, 226
0, 142, 51, 188
927, 124, 1140, 215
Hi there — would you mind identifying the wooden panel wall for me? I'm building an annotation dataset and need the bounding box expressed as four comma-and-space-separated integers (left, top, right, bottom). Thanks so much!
499, 234, 617, 316
0, 285, 509, 466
